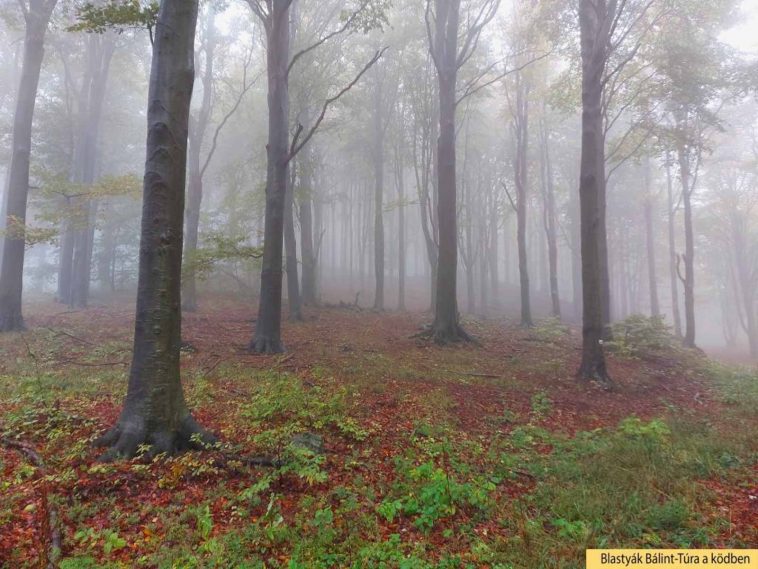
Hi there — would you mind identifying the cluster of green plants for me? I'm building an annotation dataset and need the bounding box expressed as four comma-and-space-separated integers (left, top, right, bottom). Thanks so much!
606, 314, 677, 358
531, 317, 570, 343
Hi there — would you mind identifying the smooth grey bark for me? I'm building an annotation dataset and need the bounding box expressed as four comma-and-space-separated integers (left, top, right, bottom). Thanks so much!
512, 73, 532, 327
284, 162, 302, 320
677, 140, 697, 348
58, 33, 115, 308
372, 74, 385, 311
0, 0, 57, 331
665, 154, 682, 336
540, 118, 561, 319
395, 132, 406, 311
577, 0, 610, 384
183, 10, 216, 312
250, 0, 291, 353
299, 154, 318, 306
425, 0, 498, 342
96, 0, 213, 460
643, 158, 660, 317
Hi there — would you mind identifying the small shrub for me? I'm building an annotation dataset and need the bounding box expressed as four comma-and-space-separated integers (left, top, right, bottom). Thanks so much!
607, 315, 676, 358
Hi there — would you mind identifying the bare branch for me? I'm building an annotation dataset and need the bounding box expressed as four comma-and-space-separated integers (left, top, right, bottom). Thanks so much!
287, 47, 389, 162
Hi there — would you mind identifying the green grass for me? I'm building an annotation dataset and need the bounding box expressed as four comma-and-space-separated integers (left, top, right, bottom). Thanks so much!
2, 330, 757, 569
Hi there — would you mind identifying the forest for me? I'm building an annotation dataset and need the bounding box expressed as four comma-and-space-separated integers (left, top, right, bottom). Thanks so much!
0, 0, 756, 567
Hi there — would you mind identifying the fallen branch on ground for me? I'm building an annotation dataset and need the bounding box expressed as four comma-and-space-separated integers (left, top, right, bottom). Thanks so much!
0, 436, 61, 569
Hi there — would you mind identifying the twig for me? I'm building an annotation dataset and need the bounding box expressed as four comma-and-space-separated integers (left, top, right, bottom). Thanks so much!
0, 436, 61, 568
45, 327, 95, 346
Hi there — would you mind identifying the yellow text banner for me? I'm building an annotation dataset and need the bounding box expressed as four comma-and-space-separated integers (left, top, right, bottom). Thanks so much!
587, 550, 758, 569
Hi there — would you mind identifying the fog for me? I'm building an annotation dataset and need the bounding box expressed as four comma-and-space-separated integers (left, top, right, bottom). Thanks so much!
1, 0, 757, 363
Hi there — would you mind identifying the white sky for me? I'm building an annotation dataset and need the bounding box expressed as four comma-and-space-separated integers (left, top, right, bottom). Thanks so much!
721, 0, 758, 54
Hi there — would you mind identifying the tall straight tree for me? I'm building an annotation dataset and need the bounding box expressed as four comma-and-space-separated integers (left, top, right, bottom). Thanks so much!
96, 0, 214, 459
0, 0, 58, 332
424, 0, 499, 343
577, 0, 612, 383
509, 68, 533, 327
246, 0, 386, 352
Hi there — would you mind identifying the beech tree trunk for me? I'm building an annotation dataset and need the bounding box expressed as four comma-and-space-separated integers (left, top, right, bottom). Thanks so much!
540, 119, 561, 319
577, 0, 610, 384
665, 154, 682, 336
251, 0, 291, 353
96, 0, 213, 460
678, 144, 696, 348
284, 165, 302, 320
395, 136, 406, 311
299, 154, 317, 306
429, 0, 469, 343
183, 11, 216, 313
373, 75, 385, 311
644, 172, 660, 318
0, 0, 57, 332
513, 76, 532, 327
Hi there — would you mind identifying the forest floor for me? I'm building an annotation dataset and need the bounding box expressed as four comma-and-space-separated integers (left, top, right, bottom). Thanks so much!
1, 298, 756, 568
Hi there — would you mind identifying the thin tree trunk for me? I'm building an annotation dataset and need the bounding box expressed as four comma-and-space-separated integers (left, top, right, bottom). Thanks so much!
514, 75, 532, 327
540, 116, 561, 319
373, 75, 385, 310
251, 0, 291, 353
644, 161, 660, 317
284, 163, 302, 320
678, 145, 696, 348
0, 0, 57, 331
299, 154, 317, 305
665, 154, 682, 336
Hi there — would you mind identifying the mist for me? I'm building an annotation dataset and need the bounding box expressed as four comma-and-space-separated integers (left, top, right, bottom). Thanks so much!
1, 1, 758, 565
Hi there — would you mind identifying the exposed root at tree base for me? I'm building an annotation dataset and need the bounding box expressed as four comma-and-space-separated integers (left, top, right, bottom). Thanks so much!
248, 336, 285, 354
577, 365, 614, 390
1, 436, 61, 569
95, 415, 217, 461
414, 323, 478, 346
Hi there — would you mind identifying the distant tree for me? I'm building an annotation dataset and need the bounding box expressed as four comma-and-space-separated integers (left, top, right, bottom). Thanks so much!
245, 0, 386, 353
0, 0, 58, 332
96, 0, 215, 459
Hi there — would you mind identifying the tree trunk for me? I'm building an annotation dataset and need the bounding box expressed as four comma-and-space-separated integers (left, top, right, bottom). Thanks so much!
96, 0, 213, 460
540, 116, 560, 319
373, 75, 385, 310
284, 164, 302, 320
183, 11, 216, 312
678, 146, 696, 348
429, 0, 468, 343
514, 75, 532, 327
396, 139, 406, 311
644, 174, 660, 317
0, 0, 57, 332
251, 0, 291, 353
577, 0, 610, 384
299, 154, 317, 306
665, 154, 682, 336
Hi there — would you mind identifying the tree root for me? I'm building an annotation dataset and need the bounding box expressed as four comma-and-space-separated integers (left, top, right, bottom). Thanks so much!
248, 335, 285, 354
95, 415, 217, 462
415, 322, 478, 346
1, 436, 61, 568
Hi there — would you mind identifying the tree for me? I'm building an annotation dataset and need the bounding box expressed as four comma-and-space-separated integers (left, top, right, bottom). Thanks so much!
506, 66, 533, 327
651, 0, 737, 348
424, 0, 499, 343
183, 12, 257, 312
0, 0, 58, 332
96, 0, 214, 459
246, 0, 386, 353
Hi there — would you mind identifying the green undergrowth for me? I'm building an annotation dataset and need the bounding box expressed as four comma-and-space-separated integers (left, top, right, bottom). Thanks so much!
2, 332, 756, 569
